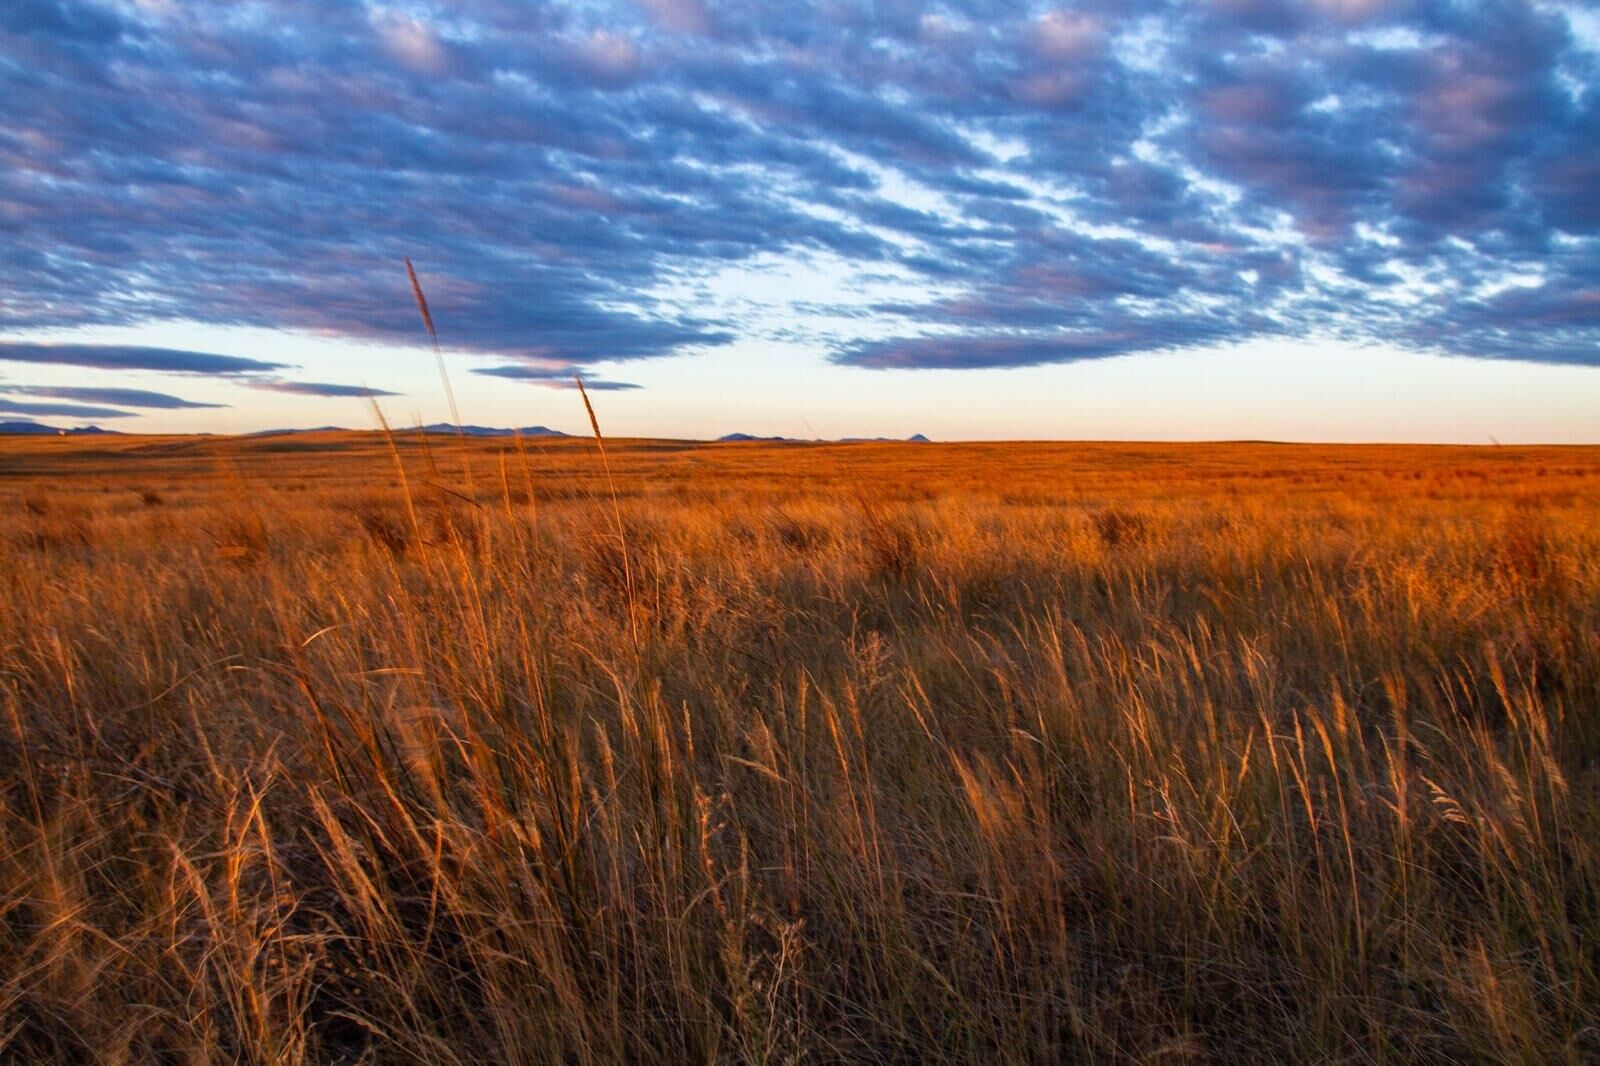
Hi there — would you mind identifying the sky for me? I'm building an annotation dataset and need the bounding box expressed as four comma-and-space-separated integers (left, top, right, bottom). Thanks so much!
1, 0, 1597, 441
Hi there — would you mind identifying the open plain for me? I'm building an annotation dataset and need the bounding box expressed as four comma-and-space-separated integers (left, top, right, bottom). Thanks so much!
2, 432, 1598, 1062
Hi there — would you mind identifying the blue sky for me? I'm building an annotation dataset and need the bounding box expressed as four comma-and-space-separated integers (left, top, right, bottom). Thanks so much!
1, 0, 1597, 440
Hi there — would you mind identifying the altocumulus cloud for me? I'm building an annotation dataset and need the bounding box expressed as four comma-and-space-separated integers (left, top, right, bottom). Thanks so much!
0, 0, 1596, 377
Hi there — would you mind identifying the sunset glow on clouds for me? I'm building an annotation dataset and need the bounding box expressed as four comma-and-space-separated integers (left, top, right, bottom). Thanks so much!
0, 0, 1596, 436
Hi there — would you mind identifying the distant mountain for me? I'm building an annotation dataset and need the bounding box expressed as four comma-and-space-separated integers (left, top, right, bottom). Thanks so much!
0, 421, 57, 435
839, 434, 934, 443
907, 433, 931, 443
0, 421, 120, 436
718, 433, 795, 442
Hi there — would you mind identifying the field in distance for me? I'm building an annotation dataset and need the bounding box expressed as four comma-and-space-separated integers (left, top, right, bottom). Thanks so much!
2, 433, 1598, 1063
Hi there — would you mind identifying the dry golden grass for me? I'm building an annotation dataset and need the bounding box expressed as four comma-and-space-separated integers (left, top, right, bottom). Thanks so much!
1, 430, 1598, 1062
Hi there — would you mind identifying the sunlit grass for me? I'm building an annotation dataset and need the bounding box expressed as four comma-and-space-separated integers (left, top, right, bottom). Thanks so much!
0, 432, 1597, 1061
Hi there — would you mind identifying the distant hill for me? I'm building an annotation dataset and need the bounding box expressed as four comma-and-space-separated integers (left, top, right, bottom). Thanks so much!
0, 421, 58, 435
0, 421, 120, 436
720, 432, 932, 443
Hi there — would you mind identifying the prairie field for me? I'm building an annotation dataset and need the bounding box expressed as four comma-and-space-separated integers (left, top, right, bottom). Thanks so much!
1, 430, 1598, 1063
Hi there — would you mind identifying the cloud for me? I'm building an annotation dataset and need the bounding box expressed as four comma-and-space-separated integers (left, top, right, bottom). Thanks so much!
0, 396, 135, 419
569, 30, 644, 87
370, 10, 452, 75
0, 343, 286, 374
636, 0, 711, 36
836, 314, 1241, 371
472, 365, 642, 390
0, 384, 226, 408
0, 0, 1595, 379
1029, 11, 1106, 62
553, 378, 641, 391
0, 0, 124, 42
244, 380, 401, 398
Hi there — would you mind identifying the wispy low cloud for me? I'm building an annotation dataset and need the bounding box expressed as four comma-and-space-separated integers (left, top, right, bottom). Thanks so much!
835, 315, 1241, 370
0, 396, 135, 419
244, 380, 402, 398
0, 345, 410, 402
836, 333, 1148, 371
472, 365, 642, 391
0, 385, 227, 409
0, 342, 287, 374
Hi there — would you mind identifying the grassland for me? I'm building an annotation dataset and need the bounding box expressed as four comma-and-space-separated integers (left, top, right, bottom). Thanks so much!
1, 430, 1598, 1063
